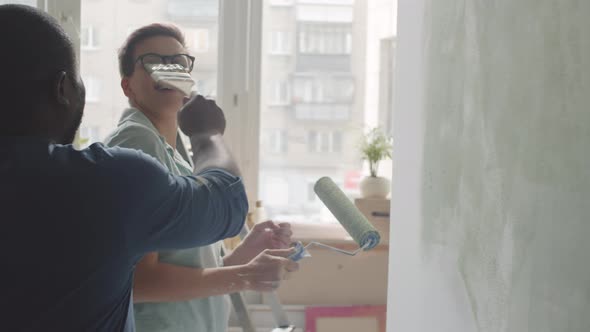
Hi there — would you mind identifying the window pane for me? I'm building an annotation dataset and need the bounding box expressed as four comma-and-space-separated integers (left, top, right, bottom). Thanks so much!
270, 30, 290, 54
83, 76, 101, 103
259, 0, 396, 223
332, 131, 342, 153
307, 131, 317, 153
319, 132, 329, 153
186, 28, 210, 53
80, 0, 219, 146
81, 27, 90, 47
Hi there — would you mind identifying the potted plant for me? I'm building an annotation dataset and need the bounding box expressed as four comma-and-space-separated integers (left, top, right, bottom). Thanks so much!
359, 127, 392, 198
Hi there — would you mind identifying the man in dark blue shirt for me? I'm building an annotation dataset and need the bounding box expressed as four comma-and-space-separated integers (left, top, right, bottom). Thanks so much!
0, 5, 297, 332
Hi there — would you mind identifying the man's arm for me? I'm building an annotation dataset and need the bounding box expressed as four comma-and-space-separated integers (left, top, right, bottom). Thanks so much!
189, 132, 241, 176
128, 95, 299, 300
104, 112, 251, 302
178, 94, 241, 176
107, 149, 247, 255
122, 95, 248, 254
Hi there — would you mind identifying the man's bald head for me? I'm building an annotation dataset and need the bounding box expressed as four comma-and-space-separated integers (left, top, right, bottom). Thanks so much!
0, 4, 85, 143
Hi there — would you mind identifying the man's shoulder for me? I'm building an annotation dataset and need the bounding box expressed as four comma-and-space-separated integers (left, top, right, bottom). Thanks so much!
68, 142, 163, 178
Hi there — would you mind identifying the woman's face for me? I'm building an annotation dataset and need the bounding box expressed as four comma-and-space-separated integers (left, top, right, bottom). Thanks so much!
122, 35, 189, 117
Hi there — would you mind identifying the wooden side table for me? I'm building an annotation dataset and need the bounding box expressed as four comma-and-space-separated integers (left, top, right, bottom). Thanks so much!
354, 198, 391, 245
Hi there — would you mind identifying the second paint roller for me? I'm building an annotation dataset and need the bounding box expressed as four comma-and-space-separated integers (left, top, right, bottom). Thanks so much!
289, 176, 381, 261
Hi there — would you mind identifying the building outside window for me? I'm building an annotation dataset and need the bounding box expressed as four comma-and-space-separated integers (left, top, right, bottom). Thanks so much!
83, 76, 101, 103
308, 131, 342, 153
81, 25, 100, 50
269, 80, 290, 105
270, 30, 290, 55
187, 28, 210, 53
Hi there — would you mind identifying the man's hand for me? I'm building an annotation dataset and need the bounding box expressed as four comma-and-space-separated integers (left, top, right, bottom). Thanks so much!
238, 248, 299, 292
178, 94, 226, 137
225, 220, 293, 266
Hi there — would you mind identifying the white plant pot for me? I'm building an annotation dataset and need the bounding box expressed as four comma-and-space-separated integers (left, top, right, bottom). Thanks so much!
360, 176, 391, 199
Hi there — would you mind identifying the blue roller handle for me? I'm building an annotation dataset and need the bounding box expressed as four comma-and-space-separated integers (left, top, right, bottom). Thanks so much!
289, 241, 307, 262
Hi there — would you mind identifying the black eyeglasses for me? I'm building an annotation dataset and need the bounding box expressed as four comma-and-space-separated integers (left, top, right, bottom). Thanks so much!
135, 53, 196, 73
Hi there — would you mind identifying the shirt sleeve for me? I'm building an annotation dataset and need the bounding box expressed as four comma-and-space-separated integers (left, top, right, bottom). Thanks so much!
101, 146, 248, 257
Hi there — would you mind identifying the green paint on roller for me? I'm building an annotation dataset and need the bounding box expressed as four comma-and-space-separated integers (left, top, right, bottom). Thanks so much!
314, 176, 381, 250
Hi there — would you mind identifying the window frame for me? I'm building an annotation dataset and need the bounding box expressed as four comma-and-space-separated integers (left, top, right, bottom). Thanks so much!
65, 0, 383, 238
63, 0, 262, 205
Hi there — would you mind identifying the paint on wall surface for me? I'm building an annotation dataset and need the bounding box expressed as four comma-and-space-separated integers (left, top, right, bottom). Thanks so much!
389, 1, 590, 331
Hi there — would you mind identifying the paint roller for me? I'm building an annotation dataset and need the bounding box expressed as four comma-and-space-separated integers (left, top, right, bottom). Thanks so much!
289, 176, 381, 261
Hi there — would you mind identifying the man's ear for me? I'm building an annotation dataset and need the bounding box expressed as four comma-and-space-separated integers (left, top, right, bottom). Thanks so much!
54, 71, 69, 106
121, 77, 134, 98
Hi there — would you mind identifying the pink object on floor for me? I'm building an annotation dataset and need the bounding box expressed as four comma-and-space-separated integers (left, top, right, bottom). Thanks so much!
305, 305, 386, 332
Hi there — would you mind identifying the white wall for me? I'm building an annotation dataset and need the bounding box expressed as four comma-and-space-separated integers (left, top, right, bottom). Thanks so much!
388, 1, 590, 331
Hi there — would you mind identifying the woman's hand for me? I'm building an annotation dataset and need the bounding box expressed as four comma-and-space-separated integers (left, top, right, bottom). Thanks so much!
225, 220, 293, 266
238, 248, 299, 292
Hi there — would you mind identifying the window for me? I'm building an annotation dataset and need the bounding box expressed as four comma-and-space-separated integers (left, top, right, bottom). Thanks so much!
83, 76, 101, 103
332, 131, 342, 152
0, 0, 36, 6
265, 129, 288, 153
187, 28, 210, 53
126, 26, 138, 38
167, 0, 218, 18
80, 0, 220, 149
299, 79, 314, 102
269, 0, 294, 6
294, 77, 354, 103
307, 181, 317, 202
263, 176, 289, 206
345, 32, 352, 53
294, 78, 323, 103
258, 0, 396, 224
297, 5, 353, 23
269, 80, 290, 105
270, 31, 290, 55
319, 132, 330, 152
78, 126, 101, 148
308, 131, 342, 153
331, 78, 354, 102
307, 131, 318, 152
74, 0, 396, 226
81, 25, 100, 50
295, 104, 350, 121
298, 23, 351, 54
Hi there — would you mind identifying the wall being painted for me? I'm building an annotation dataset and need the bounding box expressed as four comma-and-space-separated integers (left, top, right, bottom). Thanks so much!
388, 1, 590, 331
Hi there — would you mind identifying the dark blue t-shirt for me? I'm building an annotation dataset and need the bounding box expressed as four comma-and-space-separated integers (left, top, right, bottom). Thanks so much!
0, 139, 248, 331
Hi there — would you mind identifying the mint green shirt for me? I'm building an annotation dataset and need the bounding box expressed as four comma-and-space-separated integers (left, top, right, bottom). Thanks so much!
104, 108, 230, 332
